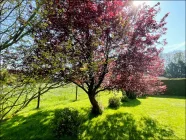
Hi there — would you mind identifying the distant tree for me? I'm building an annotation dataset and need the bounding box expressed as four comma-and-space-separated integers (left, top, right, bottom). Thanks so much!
165, 52, 186, 78
165, 61, 186, 78
34, 0, 168, 114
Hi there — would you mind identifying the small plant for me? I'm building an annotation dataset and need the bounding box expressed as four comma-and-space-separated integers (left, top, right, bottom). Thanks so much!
52, 107, 82, 139
108, 96, 120, 108
121, 95, 129, 102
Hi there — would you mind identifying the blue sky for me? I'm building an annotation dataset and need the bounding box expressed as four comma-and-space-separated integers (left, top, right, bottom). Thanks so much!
147, 1, 186, 53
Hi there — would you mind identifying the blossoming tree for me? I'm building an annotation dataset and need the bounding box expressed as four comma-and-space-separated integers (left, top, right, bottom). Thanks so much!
35, 0, 169, 114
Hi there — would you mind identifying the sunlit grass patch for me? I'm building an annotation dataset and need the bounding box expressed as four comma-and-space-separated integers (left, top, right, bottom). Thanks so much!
0, 85, 185, 140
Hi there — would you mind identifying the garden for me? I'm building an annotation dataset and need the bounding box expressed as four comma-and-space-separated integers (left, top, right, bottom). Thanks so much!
0, 84, 185, 140
0, 0, 185, 140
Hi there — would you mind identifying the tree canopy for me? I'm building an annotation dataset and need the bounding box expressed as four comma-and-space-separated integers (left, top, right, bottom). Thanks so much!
29, 0, 169, 114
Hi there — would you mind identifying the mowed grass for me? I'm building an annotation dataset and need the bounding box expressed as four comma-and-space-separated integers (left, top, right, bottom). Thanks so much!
0, 84, 185, 140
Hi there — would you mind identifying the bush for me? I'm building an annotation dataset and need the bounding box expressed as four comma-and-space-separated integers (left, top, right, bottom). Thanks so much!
98, 102, 104, 112
121, 95, 129, 102
126, 91, 137, 99
108, 96, 120, 108
52, 107, 82, 139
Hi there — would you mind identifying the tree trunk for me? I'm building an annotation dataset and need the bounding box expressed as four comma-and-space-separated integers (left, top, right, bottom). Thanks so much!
75, 86, 78, 101
36, 88, 41, 109
0, 84, 3, 120
88, 94, 102, 115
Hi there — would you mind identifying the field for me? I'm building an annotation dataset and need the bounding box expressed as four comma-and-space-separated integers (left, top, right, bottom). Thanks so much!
0, 84, 185, 140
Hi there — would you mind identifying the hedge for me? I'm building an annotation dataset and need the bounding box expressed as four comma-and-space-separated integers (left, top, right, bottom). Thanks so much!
161, 79, 186, 96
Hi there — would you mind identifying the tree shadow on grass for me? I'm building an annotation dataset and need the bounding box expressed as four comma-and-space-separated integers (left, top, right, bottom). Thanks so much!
79, 107, 103, 120
0, 108, 177, 140
79, 112, 176, 140
121, 99, 141, 107
149, 95, 186, 99
0, 111, 55, 140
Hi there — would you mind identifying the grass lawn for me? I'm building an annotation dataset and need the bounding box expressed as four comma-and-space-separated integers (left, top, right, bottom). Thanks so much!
0, 84, 185, 140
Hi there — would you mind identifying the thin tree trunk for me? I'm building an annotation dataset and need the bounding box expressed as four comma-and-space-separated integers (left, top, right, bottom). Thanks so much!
75, 86, 78, 101
36, 87, 41, 109
0, 84, 4, 121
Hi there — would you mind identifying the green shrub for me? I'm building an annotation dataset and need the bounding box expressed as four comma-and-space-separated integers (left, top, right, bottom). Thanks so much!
108, 96, 120, 108
126, 91, 137, 99
121, 95, 129, 102
52, 108, 82, 139
98, 102, 104, 112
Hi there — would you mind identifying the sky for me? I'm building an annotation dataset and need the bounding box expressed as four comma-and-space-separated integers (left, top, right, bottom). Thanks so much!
134, 1, 185, 53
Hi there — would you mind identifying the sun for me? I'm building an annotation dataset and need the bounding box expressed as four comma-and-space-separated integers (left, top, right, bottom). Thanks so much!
133, 1, 150, 6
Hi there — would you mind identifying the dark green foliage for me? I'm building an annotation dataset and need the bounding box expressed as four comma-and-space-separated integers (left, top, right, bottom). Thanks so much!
126, 91, 137, 99
162, 79, 186, 96
108, 96, 120, 108
52, 108, 82, 139
121, 95, 129, 102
